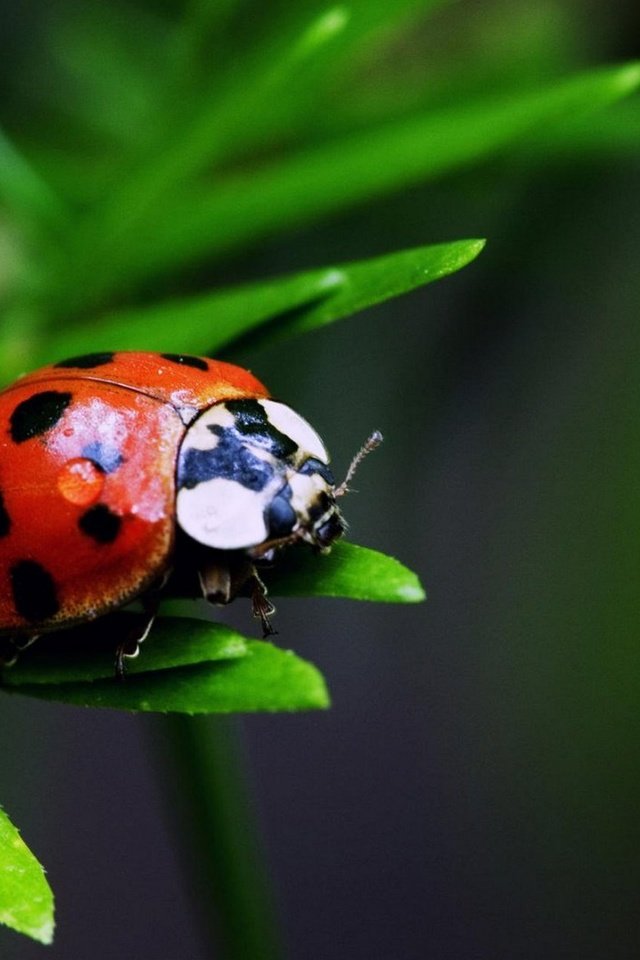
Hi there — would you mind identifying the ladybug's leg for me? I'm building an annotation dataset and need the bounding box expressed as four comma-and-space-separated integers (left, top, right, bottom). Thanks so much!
198, 557, 233, 604
248, 567, 277, 638
0, 637, 19, 669
114, 572, 171, 679
0, 634, 39, 669
198, 554, 255, 604
198, 555, 277, 637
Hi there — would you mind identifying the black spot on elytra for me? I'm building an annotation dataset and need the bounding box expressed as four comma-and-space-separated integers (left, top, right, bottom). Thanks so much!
81, 441, 124, 474
78, 504, 122, 543
54, 352, 115, 369
10, 391, 72, 443
0, 492, 10, 537
160, 353, 209, 371
10, 560, 59, 622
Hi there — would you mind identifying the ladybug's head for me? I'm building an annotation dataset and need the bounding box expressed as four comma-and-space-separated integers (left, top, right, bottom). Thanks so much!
176, 398, 368, 556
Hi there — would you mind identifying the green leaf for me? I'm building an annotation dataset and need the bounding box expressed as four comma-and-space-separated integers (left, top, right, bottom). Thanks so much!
266, 541, 426, 603
6, 639, 330, 714
32, 238, 484, 366
0, 808, 54, 945
4, 617, 247, 686
75, 62, 638, 297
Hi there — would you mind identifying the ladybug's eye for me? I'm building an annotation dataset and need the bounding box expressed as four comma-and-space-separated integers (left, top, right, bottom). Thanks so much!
314, 512, 345, 548
266, 485, 297, 539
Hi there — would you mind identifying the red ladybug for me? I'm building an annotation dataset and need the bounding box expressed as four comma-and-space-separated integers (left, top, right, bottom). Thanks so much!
0, 351, 378, 674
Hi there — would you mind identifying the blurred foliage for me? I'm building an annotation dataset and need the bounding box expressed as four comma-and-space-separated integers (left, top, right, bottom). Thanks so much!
0, 0, 638, 377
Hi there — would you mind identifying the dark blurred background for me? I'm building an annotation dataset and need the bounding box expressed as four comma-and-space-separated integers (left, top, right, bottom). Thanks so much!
2, 1, 640, 957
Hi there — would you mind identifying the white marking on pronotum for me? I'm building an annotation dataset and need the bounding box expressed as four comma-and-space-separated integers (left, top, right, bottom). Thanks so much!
177, 476, 278, 550
259, 400, 329, 463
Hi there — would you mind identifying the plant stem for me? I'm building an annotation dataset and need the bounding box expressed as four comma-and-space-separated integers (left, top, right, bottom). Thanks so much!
153, 715, 282, 960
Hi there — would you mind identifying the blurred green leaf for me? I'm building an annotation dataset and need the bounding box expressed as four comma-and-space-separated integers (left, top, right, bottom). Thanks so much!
266, 541, 426, 602
6, 639, 330, 714
318, 0, 582, 136
70, 0, 448, 220
48, 3, 173, 151
176, 0, 452, 163
518, 95, 640, 161
39, 1, 438, 270
0, 808, 54, 945
149, 62, 640, 268
40, 61, 637, 312
4, 617, 247, 686
36, 238, 484, 366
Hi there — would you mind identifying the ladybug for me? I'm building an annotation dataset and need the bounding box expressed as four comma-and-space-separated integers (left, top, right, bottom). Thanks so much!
0, 351, 380, 674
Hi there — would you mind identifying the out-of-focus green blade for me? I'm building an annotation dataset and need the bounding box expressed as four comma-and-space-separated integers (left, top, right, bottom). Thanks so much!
86, 63, 639, 296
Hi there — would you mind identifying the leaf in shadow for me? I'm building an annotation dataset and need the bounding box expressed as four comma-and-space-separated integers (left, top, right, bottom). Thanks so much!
5, 639, 330, 714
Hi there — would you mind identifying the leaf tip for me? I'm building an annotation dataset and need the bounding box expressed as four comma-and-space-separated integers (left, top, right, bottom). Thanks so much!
455, 237, 486, 265
34, 916, 55, 946
398, 580, 427, 603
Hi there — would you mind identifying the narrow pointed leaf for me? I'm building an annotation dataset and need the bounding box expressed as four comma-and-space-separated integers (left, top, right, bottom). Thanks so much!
34, 238, 483, 365
266, 541, 426, 603
6, 640, 330, 714
35, 266, 343, 365
0, 809, 54, 945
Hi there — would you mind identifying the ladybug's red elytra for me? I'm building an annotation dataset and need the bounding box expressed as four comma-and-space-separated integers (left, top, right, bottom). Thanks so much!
0, 351, 380, 674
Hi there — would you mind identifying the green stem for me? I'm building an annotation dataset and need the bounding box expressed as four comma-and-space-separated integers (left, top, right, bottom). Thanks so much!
152, 715, 282, 960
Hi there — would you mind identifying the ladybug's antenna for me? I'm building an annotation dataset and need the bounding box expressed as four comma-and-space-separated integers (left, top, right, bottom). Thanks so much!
334, 430, 383, 498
